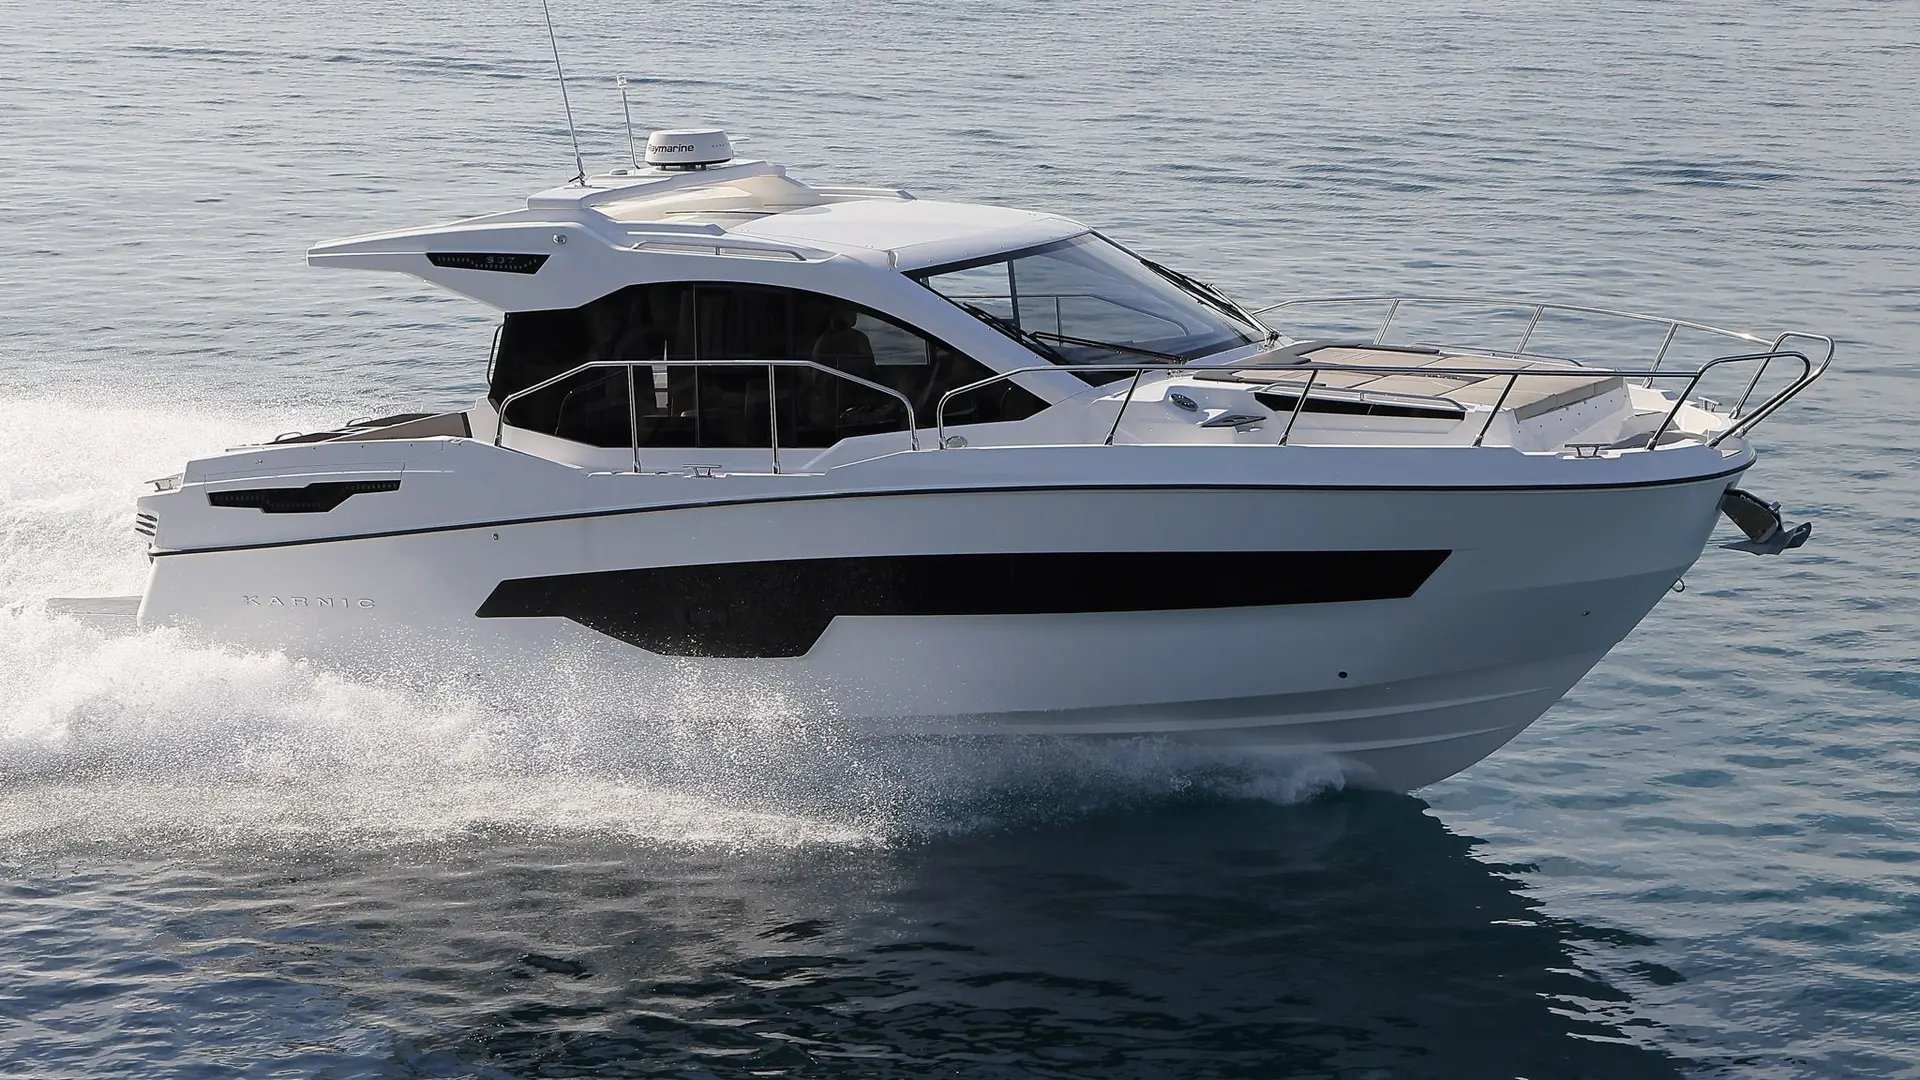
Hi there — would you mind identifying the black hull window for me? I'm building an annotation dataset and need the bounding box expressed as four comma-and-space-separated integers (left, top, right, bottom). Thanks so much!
492, 283, 1042, 449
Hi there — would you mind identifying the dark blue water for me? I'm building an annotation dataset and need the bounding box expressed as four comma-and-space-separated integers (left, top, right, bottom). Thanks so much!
4, 0, 1919, 1075
4, 797, 1701, 1078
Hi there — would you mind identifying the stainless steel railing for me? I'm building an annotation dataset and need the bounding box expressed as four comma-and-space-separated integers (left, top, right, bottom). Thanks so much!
493, 358, 920, 473
489, 299, 1830, 464
1257, 294, 1835, 414
1255, 294, 1776, 360
934, 350, 1814, 452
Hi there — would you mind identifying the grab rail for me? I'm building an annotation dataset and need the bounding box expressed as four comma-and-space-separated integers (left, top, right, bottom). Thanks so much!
494, 358, 920, 473
628, 237, 812, 262
935, 350, 1812, 452
1255, 294, 1778, 362
620, 222, 831, 263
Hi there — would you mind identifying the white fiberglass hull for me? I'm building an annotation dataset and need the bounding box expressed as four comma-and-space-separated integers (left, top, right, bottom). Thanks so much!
125, 468, 1742, 791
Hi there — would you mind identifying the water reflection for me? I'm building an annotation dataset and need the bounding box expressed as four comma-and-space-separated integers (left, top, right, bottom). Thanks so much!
97, 794, 1681, 1078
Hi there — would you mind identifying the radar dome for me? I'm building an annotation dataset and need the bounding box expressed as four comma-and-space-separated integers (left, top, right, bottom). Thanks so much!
645, 128, 734, 169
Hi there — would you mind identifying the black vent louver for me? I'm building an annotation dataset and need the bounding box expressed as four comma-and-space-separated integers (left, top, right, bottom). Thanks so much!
208, 479, 401, 514
426, 252, 549, 275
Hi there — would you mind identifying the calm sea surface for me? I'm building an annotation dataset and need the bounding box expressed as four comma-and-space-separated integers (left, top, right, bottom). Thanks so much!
3, 1, 1919, 1076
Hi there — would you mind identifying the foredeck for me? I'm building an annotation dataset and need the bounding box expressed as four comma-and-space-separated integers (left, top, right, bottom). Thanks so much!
1192, 344, 1625, 422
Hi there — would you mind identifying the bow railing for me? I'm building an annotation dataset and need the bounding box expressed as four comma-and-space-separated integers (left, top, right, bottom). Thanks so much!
935, 350, 1814, 451
1256, 294, 1834, 420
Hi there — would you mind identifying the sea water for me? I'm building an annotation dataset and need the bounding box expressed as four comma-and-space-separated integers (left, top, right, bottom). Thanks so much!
3, 1, 1919, 1075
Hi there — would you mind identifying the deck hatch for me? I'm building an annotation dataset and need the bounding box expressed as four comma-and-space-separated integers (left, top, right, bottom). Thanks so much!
476, 549, 1450, 658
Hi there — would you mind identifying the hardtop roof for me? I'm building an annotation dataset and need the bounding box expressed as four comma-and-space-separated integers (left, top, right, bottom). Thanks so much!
730, 199, 1084, 271
311, 159, 1088, 275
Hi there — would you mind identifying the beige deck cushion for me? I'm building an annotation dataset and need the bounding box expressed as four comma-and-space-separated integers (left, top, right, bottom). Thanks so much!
1308, 346, 1446, 367
1346, 373, 1484, 395
1195, 345, 1441, 386
1234, 368, 1389, 391
334, 411, 472, 441
1441, 372, 1623, 419
1195, 345, 1622, 420
1409, 354, 1625, 419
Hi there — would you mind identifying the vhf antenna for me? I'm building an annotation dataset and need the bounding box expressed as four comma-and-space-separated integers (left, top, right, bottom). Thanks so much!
617, 74, 639, 168
539, 0, 587, 184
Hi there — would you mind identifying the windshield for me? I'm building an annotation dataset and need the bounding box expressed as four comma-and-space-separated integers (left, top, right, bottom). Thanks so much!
912, 235, 1262, 369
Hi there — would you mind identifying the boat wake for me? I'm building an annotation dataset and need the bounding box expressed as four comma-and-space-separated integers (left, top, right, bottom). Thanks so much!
0, 395, 1345, 857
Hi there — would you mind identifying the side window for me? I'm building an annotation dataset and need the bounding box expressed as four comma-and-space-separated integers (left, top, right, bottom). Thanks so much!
492, 283, 1043, 450
780, 299, 1045, 444
859, 314, 932, 369
494, 283, 691, 448
917, 263, 1015, 323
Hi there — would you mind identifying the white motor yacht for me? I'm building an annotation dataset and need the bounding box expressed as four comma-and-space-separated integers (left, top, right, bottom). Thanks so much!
51, 129, 1831, 790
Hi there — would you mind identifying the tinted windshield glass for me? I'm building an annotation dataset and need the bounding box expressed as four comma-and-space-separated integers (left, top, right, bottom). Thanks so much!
914, 235, 1260, 366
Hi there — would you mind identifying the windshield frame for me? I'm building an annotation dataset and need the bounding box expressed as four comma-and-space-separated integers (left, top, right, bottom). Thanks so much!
908, 233, 1265, 373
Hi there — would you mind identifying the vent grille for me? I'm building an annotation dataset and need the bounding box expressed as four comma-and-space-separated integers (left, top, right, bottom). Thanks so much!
426, 252, 548, 275
133, 512, 157, 537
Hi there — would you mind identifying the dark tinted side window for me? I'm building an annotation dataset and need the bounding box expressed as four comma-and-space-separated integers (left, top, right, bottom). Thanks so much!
492, 283, 1043, 449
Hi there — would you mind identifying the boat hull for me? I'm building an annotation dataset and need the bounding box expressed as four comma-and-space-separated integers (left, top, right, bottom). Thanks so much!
131, 474, 1739, 791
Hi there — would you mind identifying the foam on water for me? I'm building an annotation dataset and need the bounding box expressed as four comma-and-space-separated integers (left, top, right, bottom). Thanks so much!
0, 394, 1344, 856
